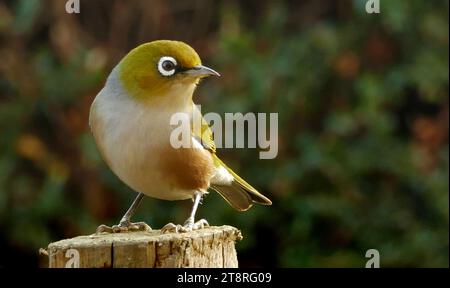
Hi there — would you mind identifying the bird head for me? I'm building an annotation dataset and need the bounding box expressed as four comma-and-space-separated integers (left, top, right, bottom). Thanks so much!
117, 40, 219, 103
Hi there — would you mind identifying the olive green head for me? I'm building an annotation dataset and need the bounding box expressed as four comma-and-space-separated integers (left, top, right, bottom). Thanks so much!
118, 40, 219, 101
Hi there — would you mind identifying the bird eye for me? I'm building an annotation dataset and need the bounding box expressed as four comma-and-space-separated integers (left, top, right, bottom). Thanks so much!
162, 60, 175, 71
158, 56, 177, 76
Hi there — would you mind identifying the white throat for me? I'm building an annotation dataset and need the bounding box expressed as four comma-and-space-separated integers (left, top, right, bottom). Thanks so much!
90, 67, 196, 172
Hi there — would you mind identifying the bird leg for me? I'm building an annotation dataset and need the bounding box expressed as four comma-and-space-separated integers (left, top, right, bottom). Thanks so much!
96, 193, 151, 233
162, 191, 209, 233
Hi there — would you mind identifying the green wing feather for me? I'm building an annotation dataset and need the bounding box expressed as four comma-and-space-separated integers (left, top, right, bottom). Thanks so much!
191, 105, 216, 153
191, 105, 272, 210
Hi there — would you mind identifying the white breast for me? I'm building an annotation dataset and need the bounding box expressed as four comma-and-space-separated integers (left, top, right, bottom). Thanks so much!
89, 67, 203, 200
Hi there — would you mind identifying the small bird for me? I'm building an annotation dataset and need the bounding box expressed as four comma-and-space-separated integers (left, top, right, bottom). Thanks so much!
90, 40, 271, 233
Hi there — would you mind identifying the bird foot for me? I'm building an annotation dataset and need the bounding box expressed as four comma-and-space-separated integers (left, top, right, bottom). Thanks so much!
96, 221, 152, 234
161, 219, 209, 233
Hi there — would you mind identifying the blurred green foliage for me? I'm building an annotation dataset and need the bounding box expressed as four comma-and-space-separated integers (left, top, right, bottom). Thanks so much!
0, 0, 448, 267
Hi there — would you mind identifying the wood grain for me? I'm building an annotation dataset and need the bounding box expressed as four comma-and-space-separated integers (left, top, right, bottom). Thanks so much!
47, 225, 242, 268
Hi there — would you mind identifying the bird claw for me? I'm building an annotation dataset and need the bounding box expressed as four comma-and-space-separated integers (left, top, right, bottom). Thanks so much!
161, 219, 209, 233
96, 221, 152, 234
188, 218, 209, 231
161, 223, 183, 233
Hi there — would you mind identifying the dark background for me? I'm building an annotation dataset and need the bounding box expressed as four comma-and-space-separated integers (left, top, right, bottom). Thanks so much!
0, 0, 448, 267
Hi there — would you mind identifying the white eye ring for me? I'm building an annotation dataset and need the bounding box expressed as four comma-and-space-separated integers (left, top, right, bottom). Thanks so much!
157, 56, 177, 76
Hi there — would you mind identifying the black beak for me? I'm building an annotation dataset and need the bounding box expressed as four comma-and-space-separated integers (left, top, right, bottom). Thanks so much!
183, 65, 220, 77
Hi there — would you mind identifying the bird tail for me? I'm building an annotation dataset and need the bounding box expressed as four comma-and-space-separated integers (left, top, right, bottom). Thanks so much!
210, 159, 272, 211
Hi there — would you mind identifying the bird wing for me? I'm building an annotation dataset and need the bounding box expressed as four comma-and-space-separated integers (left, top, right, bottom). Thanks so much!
191, 104, 216, 153
191, 104, 272, 211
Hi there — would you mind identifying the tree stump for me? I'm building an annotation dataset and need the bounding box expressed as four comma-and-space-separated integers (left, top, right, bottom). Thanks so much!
46, 225, 242, 268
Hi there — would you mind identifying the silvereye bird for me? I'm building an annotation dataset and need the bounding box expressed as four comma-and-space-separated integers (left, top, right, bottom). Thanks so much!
90, 40, 271, 233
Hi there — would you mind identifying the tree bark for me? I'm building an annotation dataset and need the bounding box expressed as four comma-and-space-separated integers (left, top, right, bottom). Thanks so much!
47, 225, 242, 268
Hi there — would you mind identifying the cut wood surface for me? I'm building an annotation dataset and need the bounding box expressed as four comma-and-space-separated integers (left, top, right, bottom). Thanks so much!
47, 225, 242, 268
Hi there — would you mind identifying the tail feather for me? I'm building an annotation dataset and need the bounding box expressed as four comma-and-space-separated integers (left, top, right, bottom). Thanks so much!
211, 182, 253, 211
211, 180, 272, 211
211, 155, 272, 211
